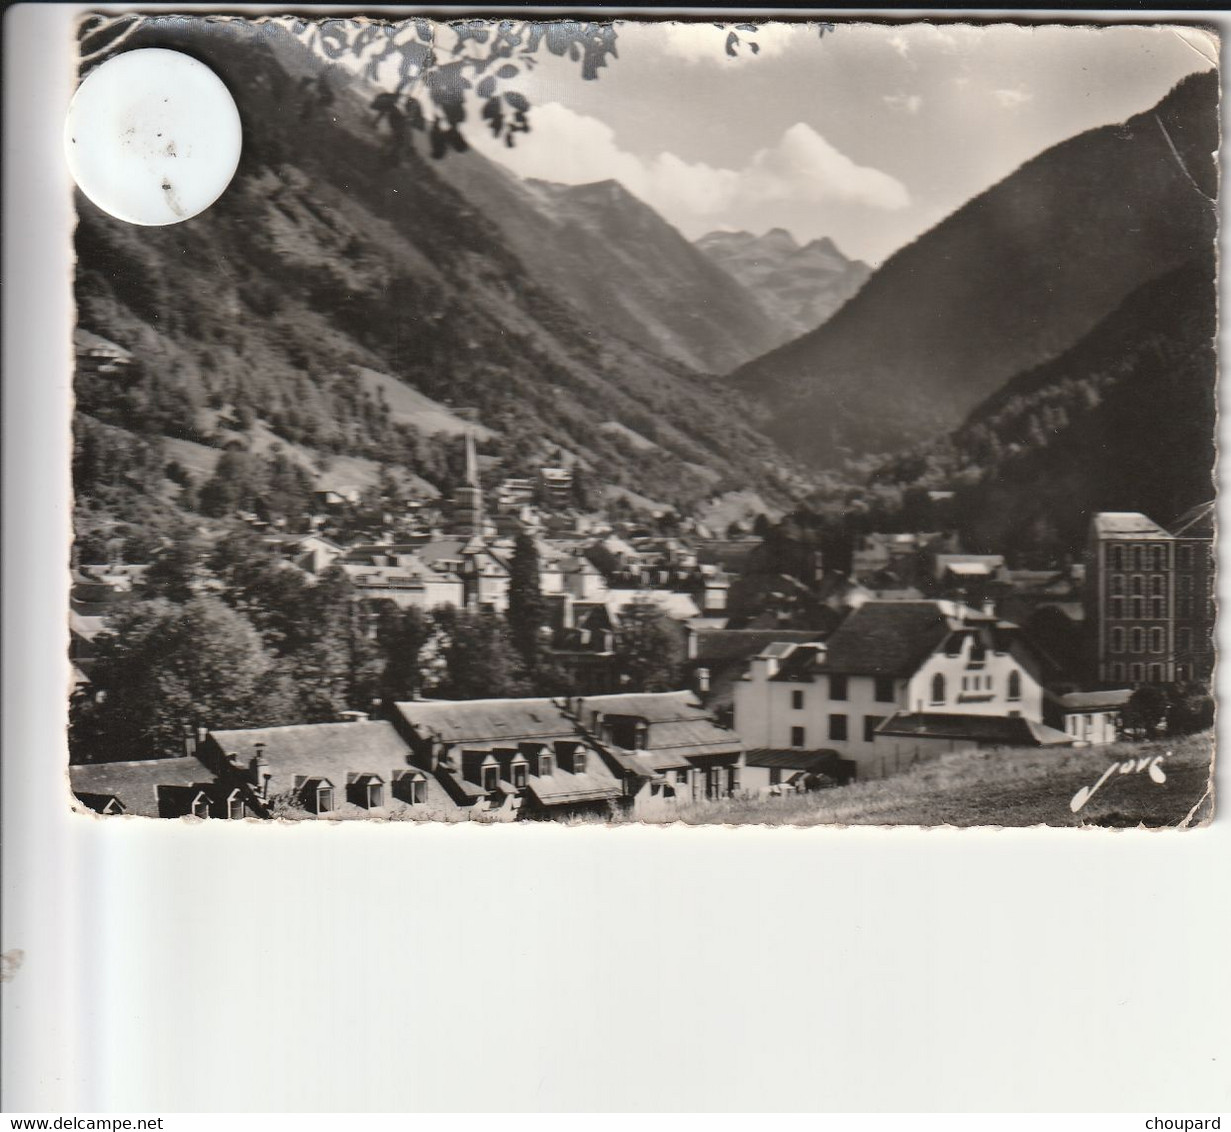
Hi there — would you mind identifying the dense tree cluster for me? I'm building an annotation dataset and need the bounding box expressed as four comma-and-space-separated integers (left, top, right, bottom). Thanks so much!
71, 534, 686, 763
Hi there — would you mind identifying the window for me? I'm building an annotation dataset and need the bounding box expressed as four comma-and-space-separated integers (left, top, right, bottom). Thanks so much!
1110, 628, 1125, 653
1131, 574, 1144, 596
874, 676, 895, 703
676, 768, 689, 786
1179, 627, 1193, 655
791, 689, 805, 710
1109, 546, 1124, 570
863, 715, 884, 743
192, 796, 210, 819
573, 750, 587, 775
1150, 575, 1165, 597
1179, 598, 1194, 618
1148, 664, 1163, 683
1111, 574, 1125, 596
930, 673, 946, 705
1180, 545, 1195, 570
513, 763, 528, 789
828, 714, 848, 742
1130, 663, 1144, 683
1154, 546, 1167, 571
790, 726, 805, 748
1110, 597, 1124, 619
314, 785, 334, 814
482, 766, 499, 792
1150, 628, 1164, 653
1111, 662, 1126, 682
769, 768, 782, 787
1008, 671, 1021, 701
829, 675, 848, 701
1131, 628, 1145, 653
227, 794, 245, 820
539, 754, 553, 777
1132, 547, 1145, 572
1131, 597, 1144, 619
409, 776, 427, 804
364, 781, 383, 809
1151, 597, 1166, 618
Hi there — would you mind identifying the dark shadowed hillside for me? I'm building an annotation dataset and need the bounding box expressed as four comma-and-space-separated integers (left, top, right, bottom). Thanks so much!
430, 162, 784, 373
73, 17, 802, 542
694, 228, 871, 339
864, 251, 1217, 562
732, 70, 1219, 467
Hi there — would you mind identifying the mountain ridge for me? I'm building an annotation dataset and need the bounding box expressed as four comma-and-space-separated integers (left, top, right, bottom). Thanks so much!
730, 69, 1219, 467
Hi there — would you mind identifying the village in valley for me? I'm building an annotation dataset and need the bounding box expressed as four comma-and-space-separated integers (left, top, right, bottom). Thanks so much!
66, 18, 1218, 827
69, 345, 1216, 824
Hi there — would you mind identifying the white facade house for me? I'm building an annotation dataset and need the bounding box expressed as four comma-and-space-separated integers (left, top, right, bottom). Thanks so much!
733, 601, 1051, 781
1051, 689, 1132, 745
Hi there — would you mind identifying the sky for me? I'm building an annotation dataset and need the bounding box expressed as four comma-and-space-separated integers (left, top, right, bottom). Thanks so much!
454, 20, 1217, 264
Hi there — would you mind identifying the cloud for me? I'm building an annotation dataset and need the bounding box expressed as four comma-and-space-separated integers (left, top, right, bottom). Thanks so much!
887, 24, 963, 61
993, 85, 1033, 109
883, 93, 923, 115
651, 21, 800, 65
473, 102, 910, 229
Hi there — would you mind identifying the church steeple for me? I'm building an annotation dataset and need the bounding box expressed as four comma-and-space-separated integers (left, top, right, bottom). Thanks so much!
464, 430, 479, 491
449, 431, 485, 537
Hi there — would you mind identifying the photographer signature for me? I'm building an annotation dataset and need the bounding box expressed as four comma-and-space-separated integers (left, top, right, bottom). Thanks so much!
1070, 750, 1169, 813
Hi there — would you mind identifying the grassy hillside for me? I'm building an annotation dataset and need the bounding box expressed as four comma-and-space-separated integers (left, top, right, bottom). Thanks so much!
611, 733, 1213, 828
731, 70, 1219, 467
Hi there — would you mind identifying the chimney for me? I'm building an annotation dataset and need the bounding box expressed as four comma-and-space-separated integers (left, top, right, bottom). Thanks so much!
982, 598, 996, 618
696, 666, 711, 697
250, 743, 269, 799
183, 724, 197, 759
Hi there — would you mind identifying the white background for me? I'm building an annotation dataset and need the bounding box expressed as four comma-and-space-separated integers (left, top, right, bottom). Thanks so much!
3, 4, 1229, 1113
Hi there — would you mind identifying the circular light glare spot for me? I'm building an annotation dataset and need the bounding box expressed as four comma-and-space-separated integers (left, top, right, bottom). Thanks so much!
65, 48, 242, 226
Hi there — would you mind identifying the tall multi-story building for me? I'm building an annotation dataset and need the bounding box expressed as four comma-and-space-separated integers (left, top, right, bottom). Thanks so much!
1085, 505, 1215, 686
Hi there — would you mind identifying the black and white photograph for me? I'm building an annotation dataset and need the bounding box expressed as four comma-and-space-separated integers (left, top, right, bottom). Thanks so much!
66, 14, 1218, 828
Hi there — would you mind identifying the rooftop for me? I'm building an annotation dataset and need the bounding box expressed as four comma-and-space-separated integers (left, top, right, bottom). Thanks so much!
394, 698, 580, 748
744, 748, 846, 773
205, 720, 455, 816
693, 629, 823, 665
1091, 512, 1172, 539
876, 712, 1072, 746
70, 756, 218, 818
795, 601, 962, 678
1059, 689, 1133, 711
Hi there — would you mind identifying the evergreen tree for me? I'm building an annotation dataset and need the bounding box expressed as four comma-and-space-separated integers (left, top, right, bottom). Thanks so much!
437, 608, 530, 700
613, 601, 684, 693
375, 604, 434, 702
507, 533, 547, 666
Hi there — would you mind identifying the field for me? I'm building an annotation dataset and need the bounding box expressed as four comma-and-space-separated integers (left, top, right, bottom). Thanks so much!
637, 733, 1215, 829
